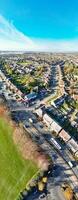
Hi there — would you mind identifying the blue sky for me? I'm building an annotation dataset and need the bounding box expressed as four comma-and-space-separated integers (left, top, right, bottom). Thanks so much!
0, 0, 78, 51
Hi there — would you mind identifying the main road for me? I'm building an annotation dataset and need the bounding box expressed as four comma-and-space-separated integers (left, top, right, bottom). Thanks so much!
23, 119, 78, 199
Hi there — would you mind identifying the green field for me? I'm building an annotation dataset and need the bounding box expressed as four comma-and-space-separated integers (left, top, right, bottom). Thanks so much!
0, 118, 38, 200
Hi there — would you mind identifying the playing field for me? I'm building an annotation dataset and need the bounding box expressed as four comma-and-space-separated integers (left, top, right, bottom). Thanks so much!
0, 117, 38, 200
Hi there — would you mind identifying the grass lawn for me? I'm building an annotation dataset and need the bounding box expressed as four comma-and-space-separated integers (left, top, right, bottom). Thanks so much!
19, 62, 32, 66
60, 106, 67, 114
62, 102, 69, 110
75, 101, 78, 109
70, 110, 77, 121
0, 118, 38, 200
49, 92, 60, 104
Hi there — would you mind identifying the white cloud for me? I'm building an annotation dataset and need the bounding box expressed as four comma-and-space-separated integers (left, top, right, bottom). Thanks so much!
0, 14, 78, 52
0, 15, 37, 51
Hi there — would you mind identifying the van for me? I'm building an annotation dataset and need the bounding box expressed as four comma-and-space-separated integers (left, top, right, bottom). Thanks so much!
68, 161, 73, 168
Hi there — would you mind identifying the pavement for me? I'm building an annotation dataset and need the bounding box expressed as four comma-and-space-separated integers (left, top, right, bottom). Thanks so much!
47, 183, 65, 200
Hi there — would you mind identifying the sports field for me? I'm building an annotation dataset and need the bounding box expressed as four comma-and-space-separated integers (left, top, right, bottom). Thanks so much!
0, 117, 38, 200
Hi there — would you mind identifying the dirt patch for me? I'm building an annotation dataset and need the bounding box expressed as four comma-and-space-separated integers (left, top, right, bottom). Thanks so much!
0, 106, 7, 116
0, 105, 15, 129
13, 126, 50, 170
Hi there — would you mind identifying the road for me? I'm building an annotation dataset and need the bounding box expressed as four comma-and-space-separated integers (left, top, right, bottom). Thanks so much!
27, 183, 66, 200
11, 106, 78, 199
22, 118, 78, 199
40, 63, 66, 105
32, 119, 78, 179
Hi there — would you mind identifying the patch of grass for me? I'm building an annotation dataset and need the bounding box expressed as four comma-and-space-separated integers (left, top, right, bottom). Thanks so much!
62, 102, 69, 110
0, 118, 38, 200
18, 62, 32, 66
75, 101, 78, 109
49, 92, 60, 104
60, 106, 67, 114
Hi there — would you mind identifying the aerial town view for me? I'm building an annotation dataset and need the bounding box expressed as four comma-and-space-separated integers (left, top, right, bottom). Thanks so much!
0, 1, 78, 200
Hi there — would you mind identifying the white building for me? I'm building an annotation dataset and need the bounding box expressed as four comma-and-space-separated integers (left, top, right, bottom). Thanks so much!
35, 108, 43, 118
43, 113, 62, 134
59, 129, 71, 142
50, 121, 62, 134
67, 138, 78, 154
43, 113, 53, 127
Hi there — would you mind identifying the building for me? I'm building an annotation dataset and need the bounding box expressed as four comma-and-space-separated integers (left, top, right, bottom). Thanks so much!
35, 108, 43, 118
24, 92, 37, 102
67, 138, 78, 154
50, 121, 62, 134
59, 129, 71, 142
54, 94, 66, 107
43, 113, 53, 127
43, 113, 62, 134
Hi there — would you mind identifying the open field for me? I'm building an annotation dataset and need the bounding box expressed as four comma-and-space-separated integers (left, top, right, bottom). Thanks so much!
0, 117, 38, 200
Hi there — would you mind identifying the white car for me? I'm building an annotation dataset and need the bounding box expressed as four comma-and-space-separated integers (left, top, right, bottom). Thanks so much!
68, 161, 73, 168
39, 193, 46, 199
